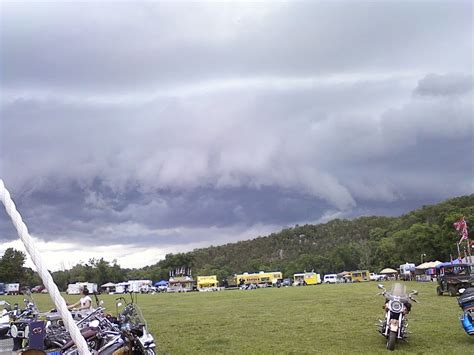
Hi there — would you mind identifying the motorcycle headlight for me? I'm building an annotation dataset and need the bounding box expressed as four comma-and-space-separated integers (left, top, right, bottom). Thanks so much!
390, 300, 403, 313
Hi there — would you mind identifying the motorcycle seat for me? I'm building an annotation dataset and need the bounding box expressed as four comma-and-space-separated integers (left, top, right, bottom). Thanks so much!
60, 327, 98, 350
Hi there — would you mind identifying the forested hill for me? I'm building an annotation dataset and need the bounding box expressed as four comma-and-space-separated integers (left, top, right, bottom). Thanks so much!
139, 194, 474, 281
5, 195, 472, 290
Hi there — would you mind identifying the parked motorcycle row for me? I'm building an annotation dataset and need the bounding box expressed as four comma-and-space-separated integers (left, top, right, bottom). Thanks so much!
0, 290, 156, 354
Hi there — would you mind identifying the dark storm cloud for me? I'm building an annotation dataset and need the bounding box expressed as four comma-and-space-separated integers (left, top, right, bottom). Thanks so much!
0, 1, 472, 268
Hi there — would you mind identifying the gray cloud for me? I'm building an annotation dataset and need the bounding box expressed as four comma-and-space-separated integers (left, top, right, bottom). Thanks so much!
414, 73, 473, 97
0, 1, 472, 268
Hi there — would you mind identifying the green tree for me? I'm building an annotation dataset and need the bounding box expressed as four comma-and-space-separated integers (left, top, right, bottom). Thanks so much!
0, 248, 27, 283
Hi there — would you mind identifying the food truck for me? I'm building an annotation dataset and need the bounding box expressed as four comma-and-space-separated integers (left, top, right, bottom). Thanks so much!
293, 272, 321, 286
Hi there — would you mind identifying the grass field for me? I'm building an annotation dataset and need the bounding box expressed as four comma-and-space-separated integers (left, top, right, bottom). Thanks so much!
2, 281, 473, 354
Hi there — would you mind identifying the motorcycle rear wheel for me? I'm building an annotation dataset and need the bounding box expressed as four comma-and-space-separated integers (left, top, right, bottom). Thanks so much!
386, 331, 397, 351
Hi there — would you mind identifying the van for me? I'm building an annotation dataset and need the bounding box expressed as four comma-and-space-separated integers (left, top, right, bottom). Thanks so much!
323, 274, 338, 284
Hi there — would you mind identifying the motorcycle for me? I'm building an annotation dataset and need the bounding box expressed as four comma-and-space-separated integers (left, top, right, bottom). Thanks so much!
114, 294, 156, 354
457, 287, 474, 335
1, 291, 41, 352
0, 300, 12, 339
57, 293, 156, 354
377, 283, 418, 351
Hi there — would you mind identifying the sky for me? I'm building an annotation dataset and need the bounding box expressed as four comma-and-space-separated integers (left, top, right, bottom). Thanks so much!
0, 1, 472, 271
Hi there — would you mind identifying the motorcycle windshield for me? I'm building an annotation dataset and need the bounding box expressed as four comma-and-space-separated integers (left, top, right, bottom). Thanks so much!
386, 283, 409, 302
130, 304, 147, 329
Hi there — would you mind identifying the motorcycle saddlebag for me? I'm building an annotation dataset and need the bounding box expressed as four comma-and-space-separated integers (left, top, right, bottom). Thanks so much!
460, 311, 474, 335
458, 288, 474, 310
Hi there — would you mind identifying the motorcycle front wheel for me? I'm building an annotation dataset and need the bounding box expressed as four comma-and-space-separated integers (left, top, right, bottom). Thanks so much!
144, 349, 156, 355
386, 331, 397, 351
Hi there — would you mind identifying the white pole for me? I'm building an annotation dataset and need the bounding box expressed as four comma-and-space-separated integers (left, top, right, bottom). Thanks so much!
0, 180, 91, 355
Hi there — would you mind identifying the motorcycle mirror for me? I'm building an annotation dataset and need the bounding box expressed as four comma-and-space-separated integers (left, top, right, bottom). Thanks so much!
99, 300, 104, 305
459, 288, 466, 294
117, 302, 122, 307
411, 290, 418, 295
377, 284, 385, 290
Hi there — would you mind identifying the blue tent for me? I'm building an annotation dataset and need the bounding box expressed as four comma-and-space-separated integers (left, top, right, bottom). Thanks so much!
154, 280, 169, 287
436, 259, 463, 269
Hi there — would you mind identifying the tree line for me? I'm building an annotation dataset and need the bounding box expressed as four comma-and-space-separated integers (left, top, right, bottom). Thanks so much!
0, 194, 472, 290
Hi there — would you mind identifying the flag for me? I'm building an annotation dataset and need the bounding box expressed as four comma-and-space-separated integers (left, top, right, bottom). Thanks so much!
454, 217, 469, 244
459, 228, 469, 243
454, 217, 467, 231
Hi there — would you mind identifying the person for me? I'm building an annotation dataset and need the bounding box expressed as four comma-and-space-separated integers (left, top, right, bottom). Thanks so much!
67, 287, 93, 313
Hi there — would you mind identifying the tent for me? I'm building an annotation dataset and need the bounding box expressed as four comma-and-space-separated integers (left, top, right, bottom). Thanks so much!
416, 261, 442, 270
101, 282, 116, 288
380, 268, 398, 274
154, 280, 169, 287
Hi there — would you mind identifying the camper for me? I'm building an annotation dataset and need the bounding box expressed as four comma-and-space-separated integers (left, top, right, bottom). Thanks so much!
293, 272, 321, 286
127, 280, 153, 293
400, 263, 416, 281
0, 283, 4, 295
66, 282, 98, 295
115, 282, 130, 294
236, 271, 283, 287
5, 283, 20, 295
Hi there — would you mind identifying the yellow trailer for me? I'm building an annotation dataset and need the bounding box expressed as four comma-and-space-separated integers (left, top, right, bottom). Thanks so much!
197, 275, 219, 290
349, 270, 370, 282
293, 272, 321, 286
236, 271, 283, 287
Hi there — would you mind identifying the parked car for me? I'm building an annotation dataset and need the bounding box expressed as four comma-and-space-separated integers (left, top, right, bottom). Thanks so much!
281, 278, 292, 287
31, 285, 45, 293
370, 273, 386, 281
323, 274, 338, 284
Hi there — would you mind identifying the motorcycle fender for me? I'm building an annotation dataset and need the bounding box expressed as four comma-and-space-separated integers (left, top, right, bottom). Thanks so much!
389, 319, 399, 332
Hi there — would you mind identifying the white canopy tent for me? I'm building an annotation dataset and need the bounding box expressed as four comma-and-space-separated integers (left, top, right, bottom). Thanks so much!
416, 261, 442, 270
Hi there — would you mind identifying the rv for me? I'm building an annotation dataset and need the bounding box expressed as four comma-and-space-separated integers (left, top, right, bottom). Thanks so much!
5, 283, 20, 295
114, 282, 130, 294
400, 263, 416, 281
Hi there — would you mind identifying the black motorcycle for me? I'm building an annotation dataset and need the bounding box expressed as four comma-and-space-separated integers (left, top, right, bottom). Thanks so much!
377, 283, 418, 351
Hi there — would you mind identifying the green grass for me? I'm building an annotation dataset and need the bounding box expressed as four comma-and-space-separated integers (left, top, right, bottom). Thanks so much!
3, 282, 473, 354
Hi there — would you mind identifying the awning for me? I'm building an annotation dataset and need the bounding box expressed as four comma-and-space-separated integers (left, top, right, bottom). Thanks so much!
416, 261, 442, 270
100, 282, 116, 288
380, 268, 398, 274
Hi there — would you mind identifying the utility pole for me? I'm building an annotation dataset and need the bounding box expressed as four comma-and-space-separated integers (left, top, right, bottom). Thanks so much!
420, 253, 426, 264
